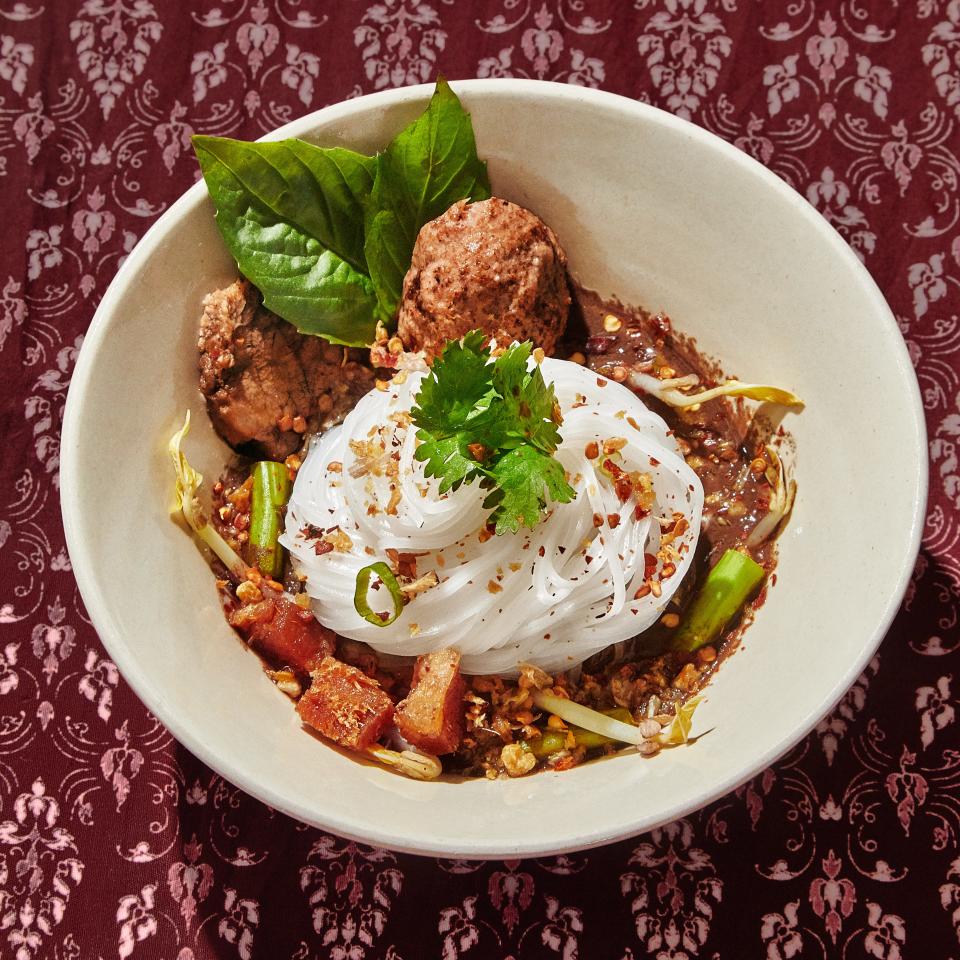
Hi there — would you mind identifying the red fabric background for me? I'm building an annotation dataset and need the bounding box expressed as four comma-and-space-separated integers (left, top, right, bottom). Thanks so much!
1, 2, 958, 957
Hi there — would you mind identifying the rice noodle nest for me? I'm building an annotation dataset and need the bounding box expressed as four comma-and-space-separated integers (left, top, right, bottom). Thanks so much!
281, 358, 703, 675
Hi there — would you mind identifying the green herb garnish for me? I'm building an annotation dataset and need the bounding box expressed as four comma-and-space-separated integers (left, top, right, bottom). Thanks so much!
192, 78, 490, 346
411, 332, 576, 535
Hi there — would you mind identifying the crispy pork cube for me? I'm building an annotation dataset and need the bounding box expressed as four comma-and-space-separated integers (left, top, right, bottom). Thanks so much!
395, 648, 465, 755
231, 593, 335, 676
296, 657, 395, 752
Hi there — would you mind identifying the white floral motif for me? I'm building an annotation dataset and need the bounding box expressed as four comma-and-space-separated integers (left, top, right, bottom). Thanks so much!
71, 186, 115, 258
760, 901, 808, 959
541, 896, 583, 957
0, 779, 83, 960
808, 850, 855, 944
815, 655, 879, 763
923, 0, 960, 120
77, 648, 119, 721
476, 4, 606, 85
910, 253, 950, 319
354, 0, 447, 90
917, 675, 957, 748
763, 55, 801, 117
280, 44, 320, 107
488, 862, 534, 934
804, 167, 877, 262
237, 0, 279, 76
167, 836, 214, 929
854, 55, 893, 120
0, 276, 27, 353
805, 12, 848, 90
153, 103, 193, 174
24, 334, 82, 487
636, 0, 734, 119
439, 896, 481, 958
862, 902, 906, 959
0, 35, 33, 94
25, 227, 63, 281
99, 720, 145, 810
620, 819, 722, 958
29, 596, 75, 682
0, 642, 18, 694
191, 41, 230, 104
933, 393, 960, 513
218, 888, 259, 960
299, 837, 401, 958
10, 92, 55, 163
69, 1, 163, 118
941, 857, 960, 944
117, 884, 158, 959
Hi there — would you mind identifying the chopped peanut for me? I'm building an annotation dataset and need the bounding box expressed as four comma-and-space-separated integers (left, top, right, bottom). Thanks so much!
501, 744, 536, 777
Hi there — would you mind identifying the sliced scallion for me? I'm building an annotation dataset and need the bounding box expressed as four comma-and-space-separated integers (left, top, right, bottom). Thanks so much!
354, 561, 404, 627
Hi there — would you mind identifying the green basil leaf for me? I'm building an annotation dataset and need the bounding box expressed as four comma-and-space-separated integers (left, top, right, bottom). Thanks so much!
193, 136, 375, 272
195, 139, 378, 346
364, 210, 411, 325
365, 78, 492, 320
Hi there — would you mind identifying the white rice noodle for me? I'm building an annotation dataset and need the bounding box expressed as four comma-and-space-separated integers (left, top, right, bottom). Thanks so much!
281, 358, 703, 675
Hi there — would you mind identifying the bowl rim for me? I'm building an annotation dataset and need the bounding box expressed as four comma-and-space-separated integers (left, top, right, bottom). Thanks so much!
60, 78, 928, 858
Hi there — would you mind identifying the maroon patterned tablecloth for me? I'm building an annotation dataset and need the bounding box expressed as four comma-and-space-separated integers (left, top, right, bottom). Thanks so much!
2, 2, 958, 957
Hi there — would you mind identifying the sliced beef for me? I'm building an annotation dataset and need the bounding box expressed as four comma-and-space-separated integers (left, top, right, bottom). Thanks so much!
394, 648, 465, 755
397, 197, 571, 359
198, 279, 374, 460
229, 590, 335, 676
297, 657, 395, 752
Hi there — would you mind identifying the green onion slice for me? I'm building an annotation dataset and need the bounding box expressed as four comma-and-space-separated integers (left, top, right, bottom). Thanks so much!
354, 561, 404, 627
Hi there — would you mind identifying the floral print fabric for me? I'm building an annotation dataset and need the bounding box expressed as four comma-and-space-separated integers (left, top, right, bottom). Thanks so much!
1, 2, 958, 957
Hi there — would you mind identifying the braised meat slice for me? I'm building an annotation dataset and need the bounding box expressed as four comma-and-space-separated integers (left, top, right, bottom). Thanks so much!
297, 657, 395, 752
229, 590, 335, 676
397, 198, 571, 359
395, 648, 465, 755
198, 279, 374, 460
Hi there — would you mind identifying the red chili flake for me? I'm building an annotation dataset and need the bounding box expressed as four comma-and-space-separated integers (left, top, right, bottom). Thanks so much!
649, 457, 660, 467
615, 476, 633, 502
607, 513, 621, 529
643, 553, 658, 578
603, 457, 625, 478
313, 540, 334, 557
634, 503, 649, 521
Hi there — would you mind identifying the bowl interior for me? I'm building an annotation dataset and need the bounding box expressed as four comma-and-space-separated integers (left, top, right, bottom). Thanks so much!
61, 81, 925, 857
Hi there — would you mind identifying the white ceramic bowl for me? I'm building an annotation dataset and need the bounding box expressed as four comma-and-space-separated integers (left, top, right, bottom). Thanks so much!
61, 80, 926, 858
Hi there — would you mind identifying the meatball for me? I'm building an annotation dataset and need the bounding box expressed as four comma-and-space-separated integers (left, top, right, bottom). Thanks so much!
198, 279, 374, 461
397, 197, 570, 358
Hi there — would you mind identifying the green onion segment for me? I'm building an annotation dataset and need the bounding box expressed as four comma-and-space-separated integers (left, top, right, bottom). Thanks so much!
249, 461, 291, 579
672, 549, 766, 653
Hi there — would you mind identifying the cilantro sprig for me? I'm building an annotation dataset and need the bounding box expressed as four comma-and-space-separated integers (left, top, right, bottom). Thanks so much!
410, 332, 576, 535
